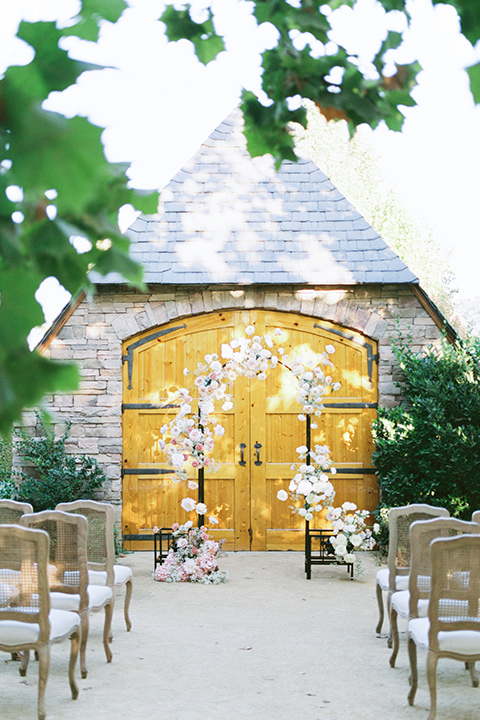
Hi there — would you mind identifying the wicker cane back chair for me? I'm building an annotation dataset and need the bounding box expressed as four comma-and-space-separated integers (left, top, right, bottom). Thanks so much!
57, 500, 132, 633
389, 516, 480, 667
376, 504, 449, 641
20, 510, 113, 679
408, 533, 480, 719
0, 499, 34, 523
0, 524, 80, 720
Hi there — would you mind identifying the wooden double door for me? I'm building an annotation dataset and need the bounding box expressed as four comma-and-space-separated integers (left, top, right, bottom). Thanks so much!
122, 310, 378, 551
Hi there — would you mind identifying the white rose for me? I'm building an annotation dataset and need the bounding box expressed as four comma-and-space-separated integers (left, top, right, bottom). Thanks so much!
344, 553, 355, 564
350, 535, 363, 548
305, 512, 313, 521
335, 545, 347, 558
373, 523, 380, 534
298, 508, 307, 517
195, 503, 208, 515
245, 325, 255, 335
180, 497, 196, 513
214, 424, 225, 436
277, 489, 288, 502
296, 445, 308, 454
325, 344, 335, 354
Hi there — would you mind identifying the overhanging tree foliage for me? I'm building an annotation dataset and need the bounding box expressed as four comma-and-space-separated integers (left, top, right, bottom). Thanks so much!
162, 0, 480, 165
0, 2, 157, 435
371, 334, 480, 519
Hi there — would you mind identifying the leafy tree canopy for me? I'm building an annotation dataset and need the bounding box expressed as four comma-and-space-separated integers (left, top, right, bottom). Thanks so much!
0, 1, 157, 435
161, 0, 480, 165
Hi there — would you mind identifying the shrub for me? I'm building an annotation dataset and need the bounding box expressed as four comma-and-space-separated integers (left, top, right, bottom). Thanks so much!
0, 434, 16, 499
13, 413, 106, 511
372, 333, 480, 520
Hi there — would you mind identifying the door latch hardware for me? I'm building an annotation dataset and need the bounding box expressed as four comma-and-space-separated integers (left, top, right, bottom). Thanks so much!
239, 443, 246, 466
254, 441, 262, 466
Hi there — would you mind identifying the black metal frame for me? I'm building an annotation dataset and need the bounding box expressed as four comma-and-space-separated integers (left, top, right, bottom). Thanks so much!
153, 527, 175, 569
305, 527, 354, 580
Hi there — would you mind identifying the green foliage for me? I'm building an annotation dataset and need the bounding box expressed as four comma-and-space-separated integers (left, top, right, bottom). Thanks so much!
0, 434, 16, 499
0, 3, 157, 436
372, 333, 480, 519
13, 413, 106, 512
161, 0, 479, 159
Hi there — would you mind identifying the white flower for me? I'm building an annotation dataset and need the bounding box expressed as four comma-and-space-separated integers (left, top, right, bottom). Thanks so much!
298, 414, 306, 422
257, 372, 267, 380
209, 516, 219, 525
245, 325, 255, 335
181, 497, 196, 513
296, 445, 308, 454
334, 533, 347, 546
373, 523, 380, 534
222, 401, 233, 411
184, 520, 193, 529
277, 489, 288, 501
335, 544, 347, 557
274, 327, 282, 336
342, 501, 357, 511
332, 382, 341, 391
305, 512, 313, 521
187, 480, 199, 490
213, 424, 225, 436
221, 343, 233, 359
325, 344, 335, 354
344, 553, 355, 564
298, 508, 307, 517
350, 534, 364, 548
196, 503, 208, 515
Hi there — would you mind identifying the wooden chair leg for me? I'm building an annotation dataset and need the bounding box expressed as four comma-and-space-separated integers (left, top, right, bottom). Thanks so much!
468, 662, 479, 688
375, 581, 384, 635
103, 603, 113, 663
68, 629, 80, 700
389, 607, 400, 668
19, 649, 30, 677
79, 612, 89, 679
124, 579, 132, 632
37, 644, 50, 720
386, 592, 393, 648
407, 637, 418, 706
426, 649, 439, 720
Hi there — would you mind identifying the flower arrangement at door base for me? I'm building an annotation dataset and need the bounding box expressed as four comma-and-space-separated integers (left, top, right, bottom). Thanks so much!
153, 522, 228, 584
325, 503, 375, 578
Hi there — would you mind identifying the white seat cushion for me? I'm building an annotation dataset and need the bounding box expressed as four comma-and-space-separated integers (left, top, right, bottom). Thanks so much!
391, 590, 429, 619
49, 608, 80, 642
409, 617, 480, 655
114, 565, 132, 586
50, 585, 112, 612
376, 568, 409, 591
88, 569, 108, 585
88, 585, 112, 610
0, 609, 79, 646
88, 565, 132, 587
0, 619, 40, 645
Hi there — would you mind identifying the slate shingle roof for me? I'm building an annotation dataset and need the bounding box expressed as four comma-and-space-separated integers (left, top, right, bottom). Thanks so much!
92, 109, 418, 286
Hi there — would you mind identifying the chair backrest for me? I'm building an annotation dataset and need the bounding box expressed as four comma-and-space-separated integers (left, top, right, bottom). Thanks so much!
0, 499, 34, 524
0, 524, 50, 646
388, 504, 449, 593
429, 534, 480, 654
472, 510, 480, 525
56, 500, 115, 586
408, 517, 480, 619
20, 510, 88, 612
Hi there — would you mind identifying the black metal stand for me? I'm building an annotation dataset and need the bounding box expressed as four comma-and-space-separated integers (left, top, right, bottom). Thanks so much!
153, 527, 174, 569
305, 527, 354, 580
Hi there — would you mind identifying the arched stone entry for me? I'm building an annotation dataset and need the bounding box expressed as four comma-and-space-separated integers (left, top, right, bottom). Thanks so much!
122, 309, 378, 551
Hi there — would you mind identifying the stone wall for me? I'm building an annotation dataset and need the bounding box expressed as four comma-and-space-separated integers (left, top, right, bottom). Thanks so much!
19, 283, 444, 510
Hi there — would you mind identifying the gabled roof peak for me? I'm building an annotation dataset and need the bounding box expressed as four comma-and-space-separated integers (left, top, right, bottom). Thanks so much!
93, 108, 417, 287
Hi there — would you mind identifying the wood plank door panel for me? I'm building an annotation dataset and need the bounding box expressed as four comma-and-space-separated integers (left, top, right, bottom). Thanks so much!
122, 310, 378, 551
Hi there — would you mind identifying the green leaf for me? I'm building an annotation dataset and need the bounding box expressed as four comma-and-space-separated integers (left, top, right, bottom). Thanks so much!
161, 6, 225, 65
0, 267, 45, 346
467, 62, 480, 104
0, 352, 79, 437
62, 0, 127, 42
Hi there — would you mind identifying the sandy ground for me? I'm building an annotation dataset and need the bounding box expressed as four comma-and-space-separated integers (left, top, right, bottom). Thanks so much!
1, 551, 479, 720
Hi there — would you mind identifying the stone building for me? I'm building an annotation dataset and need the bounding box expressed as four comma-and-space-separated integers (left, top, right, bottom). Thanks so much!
34, 110, 452, 550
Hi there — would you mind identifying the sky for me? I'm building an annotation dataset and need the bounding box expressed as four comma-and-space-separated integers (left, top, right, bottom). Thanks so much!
1, 0, 480, 333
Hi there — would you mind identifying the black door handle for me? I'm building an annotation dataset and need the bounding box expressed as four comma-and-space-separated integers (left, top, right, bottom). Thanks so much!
239, 443, 246, 466
254, 442, 262, 466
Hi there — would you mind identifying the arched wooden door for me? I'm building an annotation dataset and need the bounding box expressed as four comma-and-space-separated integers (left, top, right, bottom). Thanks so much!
121, 310, 378, 551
